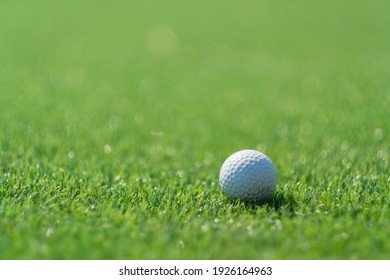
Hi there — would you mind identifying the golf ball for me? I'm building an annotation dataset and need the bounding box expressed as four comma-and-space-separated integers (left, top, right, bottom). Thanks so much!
219, 149, 277, 201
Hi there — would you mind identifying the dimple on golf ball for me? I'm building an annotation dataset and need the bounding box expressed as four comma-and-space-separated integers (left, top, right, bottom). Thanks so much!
219, 149, 277, 201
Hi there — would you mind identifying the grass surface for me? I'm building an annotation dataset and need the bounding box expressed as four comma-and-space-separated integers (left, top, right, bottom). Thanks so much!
0, 1, 389, 259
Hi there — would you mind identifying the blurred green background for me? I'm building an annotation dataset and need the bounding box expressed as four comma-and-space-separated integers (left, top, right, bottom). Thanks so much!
0, 1, 389, 259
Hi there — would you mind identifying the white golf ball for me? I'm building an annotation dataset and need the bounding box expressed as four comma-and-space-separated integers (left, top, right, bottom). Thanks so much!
219, 149, 277, 201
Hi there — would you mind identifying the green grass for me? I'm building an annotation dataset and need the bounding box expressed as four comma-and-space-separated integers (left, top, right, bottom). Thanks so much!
0, 0, 389, 259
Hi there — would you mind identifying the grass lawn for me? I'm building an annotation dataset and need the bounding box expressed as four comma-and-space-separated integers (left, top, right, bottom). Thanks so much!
0, 1, 389, 259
